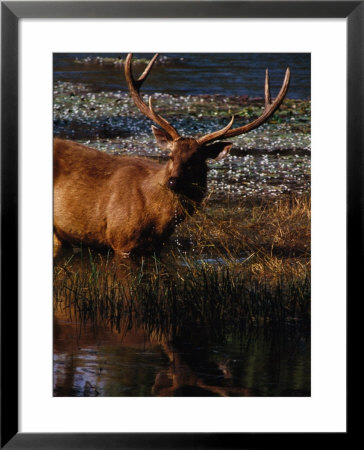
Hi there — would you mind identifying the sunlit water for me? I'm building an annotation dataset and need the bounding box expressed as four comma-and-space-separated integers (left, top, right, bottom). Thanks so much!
53, 53, 311, 200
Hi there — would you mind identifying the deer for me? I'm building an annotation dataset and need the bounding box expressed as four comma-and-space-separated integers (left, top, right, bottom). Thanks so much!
54, 53, 290, 257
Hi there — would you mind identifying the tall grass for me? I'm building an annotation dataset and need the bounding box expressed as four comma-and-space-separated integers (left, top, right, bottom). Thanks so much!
54, 193, 310, 338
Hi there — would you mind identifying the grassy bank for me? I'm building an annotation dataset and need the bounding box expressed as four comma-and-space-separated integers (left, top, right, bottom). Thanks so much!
54, 193, 311, 336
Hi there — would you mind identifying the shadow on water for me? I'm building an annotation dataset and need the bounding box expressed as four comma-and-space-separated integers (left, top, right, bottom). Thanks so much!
53, 250, 310, 397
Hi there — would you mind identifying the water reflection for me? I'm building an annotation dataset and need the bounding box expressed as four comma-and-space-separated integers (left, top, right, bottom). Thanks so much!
54, 310, 309, 397
54, 252, 310, 397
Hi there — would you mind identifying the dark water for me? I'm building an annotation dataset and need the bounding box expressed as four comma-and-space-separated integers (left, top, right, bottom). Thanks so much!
54, 53, 310, 99
54, 307, 310, 397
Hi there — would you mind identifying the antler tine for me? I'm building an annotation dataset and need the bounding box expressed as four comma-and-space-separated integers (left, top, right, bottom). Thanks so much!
125, 53, 180, 140
198, 67, 290, 145
137, 53, 159, 85
264, 68, 271, 109
221, 67, 290, 139
197, 115, 235, 145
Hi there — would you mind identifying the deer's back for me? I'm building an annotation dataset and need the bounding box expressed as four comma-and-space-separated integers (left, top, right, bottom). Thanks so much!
53, 139, 169, 250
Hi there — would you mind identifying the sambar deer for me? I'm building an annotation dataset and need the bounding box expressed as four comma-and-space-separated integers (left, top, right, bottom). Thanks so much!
54, 54, 290, 256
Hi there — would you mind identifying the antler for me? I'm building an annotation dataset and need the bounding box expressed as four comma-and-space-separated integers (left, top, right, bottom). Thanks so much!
197, 67, 290, 145
124, 53, 181, 140
125, 54, 290, 146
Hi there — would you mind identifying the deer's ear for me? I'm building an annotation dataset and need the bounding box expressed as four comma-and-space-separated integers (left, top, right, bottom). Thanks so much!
205, 142, 233, 161
152, 126, 173, 150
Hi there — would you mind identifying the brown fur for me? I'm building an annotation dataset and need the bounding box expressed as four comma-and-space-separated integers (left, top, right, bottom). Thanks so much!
54, 137, 231, 255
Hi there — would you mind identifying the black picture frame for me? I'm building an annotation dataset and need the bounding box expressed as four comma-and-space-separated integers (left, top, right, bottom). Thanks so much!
1, 1, 360, 448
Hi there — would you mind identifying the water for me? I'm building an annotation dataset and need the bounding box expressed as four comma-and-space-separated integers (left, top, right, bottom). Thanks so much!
54, 53, 310, 99
54, 305, 310, 397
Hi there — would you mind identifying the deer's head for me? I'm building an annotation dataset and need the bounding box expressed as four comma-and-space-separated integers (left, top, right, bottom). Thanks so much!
125, 53, 290, 193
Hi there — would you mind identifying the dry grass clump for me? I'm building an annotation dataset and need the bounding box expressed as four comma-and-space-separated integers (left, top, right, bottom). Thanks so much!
248, 194, 310, 257
174, 193, 310, 283
180, 193, 310, 258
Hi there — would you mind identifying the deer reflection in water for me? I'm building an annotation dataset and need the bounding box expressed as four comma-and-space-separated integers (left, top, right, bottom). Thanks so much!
53, 252, 254, 397
54, 312, 253, 397
152, 339, 253, 397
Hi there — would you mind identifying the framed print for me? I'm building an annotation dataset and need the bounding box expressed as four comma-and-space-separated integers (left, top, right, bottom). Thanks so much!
1, 1, 360, 448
